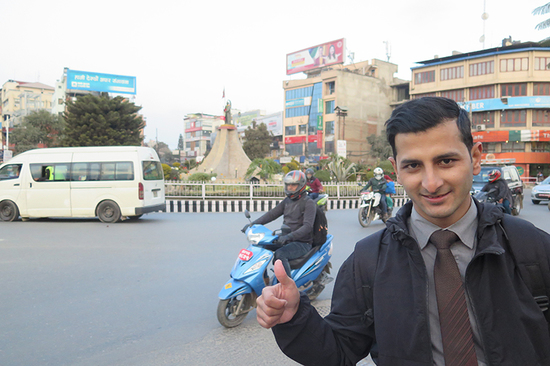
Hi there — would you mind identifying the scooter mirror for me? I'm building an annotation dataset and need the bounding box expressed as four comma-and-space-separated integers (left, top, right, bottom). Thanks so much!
244, 209, 251, 219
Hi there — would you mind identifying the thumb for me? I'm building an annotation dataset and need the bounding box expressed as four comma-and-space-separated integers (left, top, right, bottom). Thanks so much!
274, 259, 294, 287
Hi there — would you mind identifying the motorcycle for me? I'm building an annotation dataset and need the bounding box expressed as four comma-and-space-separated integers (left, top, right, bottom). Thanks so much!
306, 186, 329, 212
358, 191, 393, 227
474, 189, 507, 214
217, 210, 334, 328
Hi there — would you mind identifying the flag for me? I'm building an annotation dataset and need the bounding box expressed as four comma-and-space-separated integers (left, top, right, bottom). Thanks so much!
222, 88, 225, 99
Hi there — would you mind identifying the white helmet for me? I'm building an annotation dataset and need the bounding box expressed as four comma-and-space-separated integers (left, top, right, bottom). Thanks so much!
374, 167, 384, 180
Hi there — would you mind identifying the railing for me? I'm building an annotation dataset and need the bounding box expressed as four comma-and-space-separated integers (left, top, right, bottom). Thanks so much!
165, 181, 407, 200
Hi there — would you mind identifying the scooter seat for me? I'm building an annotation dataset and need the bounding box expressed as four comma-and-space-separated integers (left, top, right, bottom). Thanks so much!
288, 245, 322, 269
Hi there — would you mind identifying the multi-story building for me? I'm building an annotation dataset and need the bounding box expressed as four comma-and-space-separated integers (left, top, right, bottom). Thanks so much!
1, 80, 55, 149
411, 39, 550, 178
282, 59, 409, 163
183, 113, 224, 161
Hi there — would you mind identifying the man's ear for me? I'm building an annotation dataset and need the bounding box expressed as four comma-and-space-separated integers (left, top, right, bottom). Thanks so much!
389, 157, 400, 184
471, 142, 482, 175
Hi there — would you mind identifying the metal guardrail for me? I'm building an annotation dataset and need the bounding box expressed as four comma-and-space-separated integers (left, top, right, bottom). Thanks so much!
165, 181, 407, 200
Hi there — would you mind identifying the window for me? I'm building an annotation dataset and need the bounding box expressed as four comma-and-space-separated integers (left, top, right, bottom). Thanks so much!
470, 85, 494, 100
142, 161, 163, 180
534, 83, 550, 95
30, 163, 71, 181
500, 57, 528, 72
325, 121, 334, 135
440, 89, 464, 102
325, 100, 335, 114
501, 83, 527, 97
500, 110, 527, 127
501, 141, 525, 152
481, 142, 496, 153
0, 164, 22, 180
326, 81, 335, 95
307, 142, 321, 155
285, 143, 303, 156
440, 66, 464, 81
533, 109, 550, 127
469, 60, 494, 76
414, 70, 435, 84
285, 125, 296, 135
535, 57, 550, 70
185, 142, 191, 149
532, 142, 550, 152
325, 141, 334, 154
285, 106, 309, 118
472, 111, 495, 128
285, 86, 313, 100
299, 124, 307, 135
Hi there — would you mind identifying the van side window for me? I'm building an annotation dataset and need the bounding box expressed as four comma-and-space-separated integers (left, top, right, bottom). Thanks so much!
0, 164, 22, 180
115, 162, 134, 180
69, 162, 134, 181
30, 163, 70, 181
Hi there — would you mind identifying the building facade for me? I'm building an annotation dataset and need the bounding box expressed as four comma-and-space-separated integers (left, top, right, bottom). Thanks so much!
183, 113, 224, 161
411, 40, 550, 178
282, 59, 408, 163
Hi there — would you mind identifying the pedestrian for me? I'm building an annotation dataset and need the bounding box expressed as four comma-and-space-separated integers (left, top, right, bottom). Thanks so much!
256, 97, 550, 366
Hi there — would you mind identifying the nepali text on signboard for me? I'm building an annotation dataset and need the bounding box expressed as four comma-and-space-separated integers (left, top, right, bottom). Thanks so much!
66, 69, 137, 95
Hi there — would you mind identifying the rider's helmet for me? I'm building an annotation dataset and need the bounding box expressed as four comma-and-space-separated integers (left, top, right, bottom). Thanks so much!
488, 169, 502, 183
283, 170, 307, 200
374, 167, 384, 180
305, 168, 315, 181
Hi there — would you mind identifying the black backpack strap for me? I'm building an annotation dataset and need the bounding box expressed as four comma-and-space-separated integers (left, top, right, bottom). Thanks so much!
354, 229, 385, 325
498, 216, 550, 322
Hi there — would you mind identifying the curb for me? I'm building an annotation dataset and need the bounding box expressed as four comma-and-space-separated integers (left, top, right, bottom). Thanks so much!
165, 198, 410, 213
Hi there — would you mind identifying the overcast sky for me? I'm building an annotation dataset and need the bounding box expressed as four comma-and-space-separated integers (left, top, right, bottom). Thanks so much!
1, 0, 548, 149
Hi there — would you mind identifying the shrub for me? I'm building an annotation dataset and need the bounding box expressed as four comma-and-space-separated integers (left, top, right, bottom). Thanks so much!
314, 170, 331, 182
188, 172, 212, 182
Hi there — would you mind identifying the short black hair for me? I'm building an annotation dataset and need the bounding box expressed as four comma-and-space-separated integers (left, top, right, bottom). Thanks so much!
385, 97, 473, 157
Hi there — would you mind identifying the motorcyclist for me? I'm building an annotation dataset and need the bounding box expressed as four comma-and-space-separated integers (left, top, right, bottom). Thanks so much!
361, 167, 388, 220
305, 168, 323, 199
241, 170, 316, 277
481, 169, 513, 214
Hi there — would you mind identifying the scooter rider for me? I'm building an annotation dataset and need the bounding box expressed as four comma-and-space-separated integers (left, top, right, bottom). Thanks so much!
481, 169, 513, 215
305, 168, 323, 199
241, 170, 316, 277
361, 167, 388, 220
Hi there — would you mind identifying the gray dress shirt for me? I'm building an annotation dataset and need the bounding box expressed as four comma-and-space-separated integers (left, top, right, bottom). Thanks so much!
407, 198, 487, 366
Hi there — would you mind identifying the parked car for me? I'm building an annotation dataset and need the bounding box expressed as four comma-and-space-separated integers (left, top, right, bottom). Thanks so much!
531, 176, 550, 205
471, 165, 524, 216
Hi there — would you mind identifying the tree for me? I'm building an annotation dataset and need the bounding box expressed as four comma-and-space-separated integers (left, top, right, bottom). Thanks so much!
155, 141, 174, 164
243, 123, 272, 160
178, 134, 184, 151
10, 110, 66, 154
533, 3, 550, 30
62, 93, 144, 147
367, 132, 392, 160
245, 158, 283, 182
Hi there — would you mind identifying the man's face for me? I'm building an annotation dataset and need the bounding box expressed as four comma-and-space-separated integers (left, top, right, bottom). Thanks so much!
307, 174, 313, 180
286, 183, 299, 193
389, 120, 482, 228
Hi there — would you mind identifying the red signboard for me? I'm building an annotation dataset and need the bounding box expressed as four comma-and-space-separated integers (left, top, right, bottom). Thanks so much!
317, 130, 323, 148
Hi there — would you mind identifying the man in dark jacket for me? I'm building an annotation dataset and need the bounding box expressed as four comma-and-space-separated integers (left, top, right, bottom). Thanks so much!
256, 97, 550, 366
243, 170, 316, 277
481, 169, 513, 214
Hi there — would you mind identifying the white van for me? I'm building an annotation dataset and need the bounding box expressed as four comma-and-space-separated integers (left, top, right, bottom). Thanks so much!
0, 146, 166, 223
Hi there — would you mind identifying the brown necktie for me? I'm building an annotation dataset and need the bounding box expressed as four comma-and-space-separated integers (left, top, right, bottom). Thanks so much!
430, 230, 477, 366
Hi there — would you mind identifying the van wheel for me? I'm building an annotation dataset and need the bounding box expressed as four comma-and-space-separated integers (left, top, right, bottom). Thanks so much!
97, 200, 121, 223
0, 200, 19, 222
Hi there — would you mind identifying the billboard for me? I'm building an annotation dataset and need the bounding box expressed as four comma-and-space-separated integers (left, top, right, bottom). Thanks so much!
66, 69, 137, 95
287, 39, 345, 75
257, 112, 283, 136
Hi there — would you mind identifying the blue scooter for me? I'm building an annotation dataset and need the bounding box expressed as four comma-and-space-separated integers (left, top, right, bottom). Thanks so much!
217, 210, 334, 328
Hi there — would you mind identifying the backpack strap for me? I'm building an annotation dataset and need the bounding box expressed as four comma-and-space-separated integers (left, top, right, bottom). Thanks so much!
498, 216, 550, 323
354, 229, 385, 324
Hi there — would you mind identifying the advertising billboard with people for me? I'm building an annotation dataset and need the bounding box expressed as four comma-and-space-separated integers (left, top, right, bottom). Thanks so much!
286, 39, 345, 75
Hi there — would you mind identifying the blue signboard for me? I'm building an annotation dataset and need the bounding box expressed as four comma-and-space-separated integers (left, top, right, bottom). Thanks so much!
285, 97, 311, 108
461, 96, 550, 112
66, 69, 136, 95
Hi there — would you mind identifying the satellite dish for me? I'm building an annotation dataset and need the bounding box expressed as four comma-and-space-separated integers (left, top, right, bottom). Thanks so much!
479, 35, 485, 43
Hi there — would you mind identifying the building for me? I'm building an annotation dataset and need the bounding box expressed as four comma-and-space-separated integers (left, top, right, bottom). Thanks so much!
183, 113, 224, 161
1, 80, 55, 150
410, 39, 550, 178
51, 67, 100, 117
282, 59, 409, 163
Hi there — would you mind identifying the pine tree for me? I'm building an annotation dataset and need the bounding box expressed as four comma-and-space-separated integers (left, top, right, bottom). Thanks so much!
242, 122, 272, 160
62, 93, 144, 146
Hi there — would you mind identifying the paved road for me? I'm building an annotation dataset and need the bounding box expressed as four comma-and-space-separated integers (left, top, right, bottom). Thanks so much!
1, 194, 549, 366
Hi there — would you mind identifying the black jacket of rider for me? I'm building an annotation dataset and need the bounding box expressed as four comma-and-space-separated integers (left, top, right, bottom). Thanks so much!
271, 200, 550, 365
252, 194, 316, 244
482, 178, 513, 204
361, 177, 387, 194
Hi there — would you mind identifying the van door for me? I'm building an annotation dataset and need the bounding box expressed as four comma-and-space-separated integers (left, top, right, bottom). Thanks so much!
26, 162, 72, 217
0, 163, 24, 203
141, 160, 165, 207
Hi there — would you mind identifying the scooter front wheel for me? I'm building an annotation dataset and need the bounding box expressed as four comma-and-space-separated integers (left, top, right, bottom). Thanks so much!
217, 294, 253, 328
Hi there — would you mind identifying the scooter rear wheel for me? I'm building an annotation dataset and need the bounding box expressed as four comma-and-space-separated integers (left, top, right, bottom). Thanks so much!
217, 294, 252, 328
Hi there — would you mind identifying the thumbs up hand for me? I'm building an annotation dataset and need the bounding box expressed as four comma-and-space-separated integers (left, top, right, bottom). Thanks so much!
256, 260, 300, 328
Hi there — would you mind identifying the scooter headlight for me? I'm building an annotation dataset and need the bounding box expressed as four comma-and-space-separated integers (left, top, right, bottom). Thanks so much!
244, 259, 268, 274
247, 232, 265, 244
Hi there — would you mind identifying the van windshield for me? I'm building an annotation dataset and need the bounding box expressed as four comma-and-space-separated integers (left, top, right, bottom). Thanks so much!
142, 161, 163, 180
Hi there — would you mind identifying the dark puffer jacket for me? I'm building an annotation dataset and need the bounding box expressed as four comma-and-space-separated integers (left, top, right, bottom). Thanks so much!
272, 200, 550, 366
